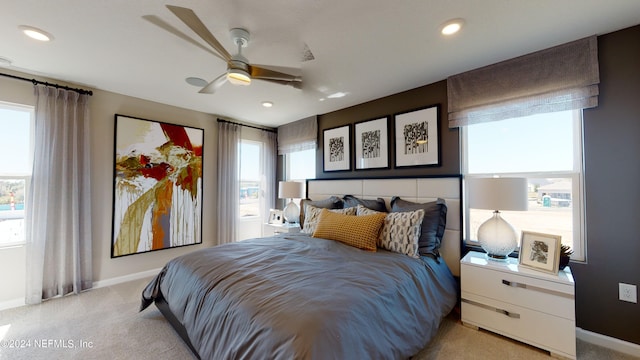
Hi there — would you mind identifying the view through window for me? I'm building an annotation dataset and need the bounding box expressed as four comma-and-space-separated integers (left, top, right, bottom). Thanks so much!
285, 148, 316, 181
463, 110, 585, 260
0, 102, 33, 247
239, 140, 262, 219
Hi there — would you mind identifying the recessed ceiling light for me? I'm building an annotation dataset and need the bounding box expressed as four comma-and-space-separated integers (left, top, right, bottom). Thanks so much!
440, 19, 464, 36
19, 25, 53, 41
327, 92, 348, 99
185, 77, 208, 87
261, 101, 273, 108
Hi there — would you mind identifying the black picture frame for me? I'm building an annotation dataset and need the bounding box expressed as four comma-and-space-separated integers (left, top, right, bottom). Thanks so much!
323, 125, 351, 172
354, 116, 390, 170
393, 105, 441, 168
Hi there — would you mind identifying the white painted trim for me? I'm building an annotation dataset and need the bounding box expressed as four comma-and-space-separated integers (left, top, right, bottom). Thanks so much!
577, 327, 640, 357
0, 298, 25, 311
93, 268, 162, 289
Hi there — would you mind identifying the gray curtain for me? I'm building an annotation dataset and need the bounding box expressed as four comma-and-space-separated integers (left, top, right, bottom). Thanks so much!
448, 36, 599, 127
217, 121, 240, 244
277, 115, 317, 155
260, 130, 277, 223
25, 86, 92, 305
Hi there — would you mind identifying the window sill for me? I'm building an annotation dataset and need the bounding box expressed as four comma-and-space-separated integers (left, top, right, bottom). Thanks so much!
0, 243, 25, 250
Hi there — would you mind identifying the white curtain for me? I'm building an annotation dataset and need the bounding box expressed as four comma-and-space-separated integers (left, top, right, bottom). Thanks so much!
260, 130, 277, 222
25, 86, 93, 305
217, 121, 240, 244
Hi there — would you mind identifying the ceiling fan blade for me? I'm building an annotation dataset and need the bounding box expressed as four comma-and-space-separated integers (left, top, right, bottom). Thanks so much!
166, 5, 232, 61
199, 73, 228, 94
257, 78, 303, 90
250, 65, 302, 82
142, 15, 225, 62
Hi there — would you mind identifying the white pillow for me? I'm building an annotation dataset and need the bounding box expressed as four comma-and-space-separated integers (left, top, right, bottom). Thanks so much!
356, 204, 424, 258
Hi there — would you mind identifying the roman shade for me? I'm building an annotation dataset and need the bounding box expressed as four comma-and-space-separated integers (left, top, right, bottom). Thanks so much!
277, 115, 317, 154
448, 36, 599, 127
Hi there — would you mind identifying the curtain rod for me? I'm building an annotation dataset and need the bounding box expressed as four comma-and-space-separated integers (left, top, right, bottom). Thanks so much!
217, 118, 276, 133
0, 72, 93, 96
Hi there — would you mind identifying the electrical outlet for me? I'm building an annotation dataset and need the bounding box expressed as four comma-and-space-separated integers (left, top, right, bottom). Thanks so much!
619, 283, 637, 303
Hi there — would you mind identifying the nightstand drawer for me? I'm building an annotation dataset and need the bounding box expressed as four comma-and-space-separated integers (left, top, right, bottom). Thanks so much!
462, 264, 574, 320
462, 292, 576, 358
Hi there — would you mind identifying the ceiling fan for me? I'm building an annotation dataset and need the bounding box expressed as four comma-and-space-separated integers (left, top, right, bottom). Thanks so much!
162, 5, 303, 94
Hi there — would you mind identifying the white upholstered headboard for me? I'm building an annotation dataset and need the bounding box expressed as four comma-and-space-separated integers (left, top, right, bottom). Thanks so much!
307, 176, 462, 276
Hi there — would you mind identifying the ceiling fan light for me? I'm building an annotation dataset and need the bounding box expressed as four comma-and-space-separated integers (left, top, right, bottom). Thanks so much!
227, 69, 251, 86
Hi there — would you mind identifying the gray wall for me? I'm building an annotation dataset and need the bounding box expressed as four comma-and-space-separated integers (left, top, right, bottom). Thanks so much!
316, 80, 460, 178
572, 25, 640, 345
315, 25, 640, 345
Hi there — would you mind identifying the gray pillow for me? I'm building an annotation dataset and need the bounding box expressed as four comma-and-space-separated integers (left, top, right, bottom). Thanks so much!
390, 197, 447, 257
343, 195, 387, 212
299, 196, 343, 229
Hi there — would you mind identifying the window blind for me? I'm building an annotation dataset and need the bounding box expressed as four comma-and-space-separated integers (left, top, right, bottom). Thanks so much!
447, 36, 599, 128
277, 115, 317, 154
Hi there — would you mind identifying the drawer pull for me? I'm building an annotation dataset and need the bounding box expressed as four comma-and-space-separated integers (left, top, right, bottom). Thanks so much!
502, 279, 526, 289
501, 279, 574, 299
462, 298, 521, 319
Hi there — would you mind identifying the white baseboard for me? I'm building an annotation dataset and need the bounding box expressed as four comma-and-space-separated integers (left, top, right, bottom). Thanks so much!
0, 269, 161, 312
0, 298, 25, 311
577, 327, 640, 357
93, 268, 162, 289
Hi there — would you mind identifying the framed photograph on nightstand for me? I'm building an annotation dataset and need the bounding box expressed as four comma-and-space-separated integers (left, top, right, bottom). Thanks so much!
268, 209, 284, 224
519, 231, 562, 274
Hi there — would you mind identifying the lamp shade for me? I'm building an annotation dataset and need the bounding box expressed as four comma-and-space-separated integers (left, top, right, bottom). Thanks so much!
467, 177, 528, 211
278, 181, 304, 199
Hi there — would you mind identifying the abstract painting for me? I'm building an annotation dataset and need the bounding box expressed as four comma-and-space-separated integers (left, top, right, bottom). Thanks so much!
111, 114, 203, 257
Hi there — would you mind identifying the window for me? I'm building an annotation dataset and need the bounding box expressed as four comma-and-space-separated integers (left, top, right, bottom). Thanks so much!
285, 148, 316, 181
239, 140, 263, 219
463, 110, 585, 260
0, 102, 34, 247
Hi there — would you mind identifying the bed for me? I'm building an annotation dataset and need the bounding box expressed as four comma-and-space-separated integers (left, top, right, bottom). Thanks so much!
141, 176, 462, 359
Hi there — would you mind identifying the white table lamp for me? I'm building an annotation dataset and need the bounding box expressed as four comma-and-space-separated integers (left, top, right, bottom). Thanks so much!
278, 181, 304, 224
468, 177, 528, 261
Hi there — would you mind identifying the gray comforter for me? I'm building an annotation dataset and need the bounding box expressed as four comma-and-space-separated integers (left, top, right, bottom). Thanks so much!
141, 233, 457, 360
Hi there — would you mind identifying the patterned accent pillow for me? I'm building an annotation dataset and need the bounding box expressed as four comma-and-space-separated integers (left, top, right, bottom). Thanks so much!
302, 204, 356, 234
357, 205, 425, 258
312, 208, 386, 251
299, 196, 343, 230
390, 197, 447, 257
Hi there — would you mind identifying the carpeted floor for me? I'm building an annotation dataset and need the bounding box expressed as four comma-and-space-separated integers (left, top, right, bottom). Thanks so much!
0, 277, 636, 360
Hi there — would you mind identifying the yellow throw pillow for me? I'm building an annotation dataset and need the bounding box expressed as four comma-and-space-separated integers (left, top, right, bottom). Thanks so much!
312, 208, 386, 251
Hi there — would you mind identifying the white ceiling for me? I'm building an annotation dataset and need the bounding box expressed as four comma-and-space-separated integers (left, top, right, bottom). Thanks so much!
1, 1, 639, 127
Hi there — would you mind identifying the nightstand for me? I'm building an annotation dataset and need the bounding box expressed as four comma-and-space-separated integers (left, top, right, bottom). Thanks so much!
263, 223, 301, 236
461, 251, 576, 359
